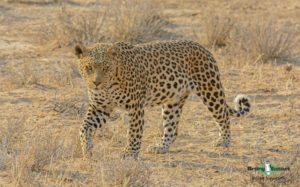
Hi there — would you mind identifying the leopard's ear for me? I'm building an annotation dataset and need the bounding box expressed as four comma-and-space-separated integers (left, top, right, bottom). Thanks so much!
75, 43, 86, 58
107, 44, 121, 60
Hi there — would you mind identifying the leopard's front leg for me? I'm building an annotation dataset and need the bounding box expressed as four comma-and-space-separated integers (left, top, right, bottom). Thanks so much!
123, 105, 145, 159
80, 105, 110, 158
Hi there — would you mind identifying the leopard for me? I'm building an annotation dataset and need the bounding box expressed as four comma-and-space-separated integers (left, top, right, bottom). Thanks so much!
74, 40, 251, 159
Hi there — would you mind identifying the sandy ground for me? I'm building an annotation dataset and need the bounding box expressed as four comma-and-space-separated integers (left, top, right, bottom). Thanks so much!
0, 0, 299, 186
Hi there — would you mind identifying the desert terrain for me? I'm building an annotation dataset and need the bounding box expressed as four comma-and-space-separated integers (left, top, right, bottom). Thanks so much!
0, 0, 299, 186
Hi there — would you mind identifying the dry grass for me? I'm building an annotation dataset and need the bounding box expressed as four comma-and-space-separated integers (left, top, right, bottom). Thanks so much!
202, 15, 234, 48
93, 158, 151, 187
107, 0, 168, 44
196, 16, 296, 64
48, 60, 81, 88
231, 20, 296, 64
41, 0, 169, 48
11, 63, 39, 87
41, 6, 107, 48
1, 59, 80, 91
5, 0, 61, 4
0, 115, 150, 186
0, 117, 74, 186
1, 0, 300, 186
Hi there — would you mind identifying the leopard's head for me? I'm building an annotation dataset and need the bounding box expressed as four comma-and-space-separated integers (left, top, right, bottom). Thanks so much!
74, 42, 134, 91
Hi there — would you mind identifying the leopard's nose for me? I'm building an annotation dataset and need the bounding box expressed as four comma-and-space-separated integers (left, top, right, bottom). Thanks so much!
93, 81, 100, 86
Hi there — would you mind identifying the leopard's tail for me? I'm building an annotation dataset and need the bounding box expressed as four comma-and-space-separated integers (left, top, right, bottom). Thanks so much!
227, 94, 251, 117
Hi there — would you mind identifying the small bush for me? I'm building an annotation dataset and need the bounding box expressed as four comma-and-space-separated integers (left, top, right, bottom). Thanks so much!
41, 6, 107, 47
107, 0, 168, 44
41, 0, 170, 48
9, 130, 73, 186
232, 21, 296, 63
197, 15, 234, 48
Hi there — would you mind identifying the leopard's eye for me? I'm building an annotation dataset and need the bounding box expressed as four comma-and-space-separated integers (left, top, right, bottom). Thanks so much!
85, 66, 93, 74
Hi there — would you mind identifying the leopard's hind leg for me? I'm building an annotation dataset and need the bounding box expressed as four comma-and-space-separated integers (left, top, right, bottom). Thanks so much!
147, 93, 189, 154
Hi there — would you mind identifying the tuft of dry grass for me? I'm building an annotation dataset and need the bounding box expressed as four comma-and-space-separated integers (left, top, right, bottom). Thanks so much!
195, 15, 234, 48
12, 63, 39, 87
0, 117, 26, 155
107, 0, 168, 44
41, 0, 170, 48
231, 21, 296, 64
0, 63, 40, 91
41, 6, 107, 48
0, 115, 150, 186
0, 117, 76, 186
0, 117, 32, 185
10, 132, 77, 186
93, 158, 151, 187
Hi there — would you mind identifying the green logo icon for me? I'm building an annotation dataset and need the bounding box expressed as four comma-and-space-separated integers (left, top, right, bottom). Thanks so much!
247, 161, 290, 176
258, 161, 278, 176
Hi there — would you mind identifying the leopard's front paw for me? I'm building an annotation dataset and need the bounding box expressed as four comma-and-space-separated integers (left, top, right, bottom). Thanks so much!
121, 147, 139, 160
81, 142, 93, 160
147, 145, 169, 154
82, 149, 93, 160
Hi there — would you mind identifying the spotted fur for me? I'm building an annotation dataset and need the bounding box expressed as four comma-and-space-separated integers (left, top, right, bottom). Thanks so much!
75, 40, 251, 159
